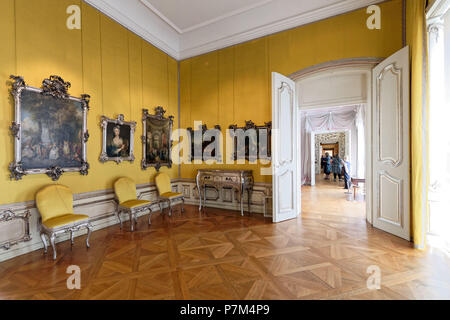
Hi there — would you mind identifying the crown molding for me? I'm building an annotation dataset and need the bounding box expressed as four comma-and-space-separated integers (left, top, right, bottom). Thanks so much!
179, 0, 385, 59
83, 0, 180, 60
84, 0, 385, 61
140, 0, 275, 34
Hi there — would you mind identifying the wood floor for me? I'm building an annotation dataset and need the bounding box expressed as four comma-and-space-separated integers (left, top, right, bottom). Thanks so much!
1, 179, 450, 300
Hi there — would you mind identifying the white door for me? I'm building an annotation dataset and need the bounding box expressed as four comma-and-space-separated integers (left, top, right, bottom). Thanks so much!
372, 46, 410, 240
272, 72, 299, 223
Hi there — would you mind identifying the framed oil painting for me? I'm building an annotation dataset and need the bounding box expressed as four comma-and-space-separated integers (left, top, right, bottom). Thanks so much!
9, 75, 90, 181
228, 121, 272, 162
100, 114, 136, 164
187, 124, 222, 162
142, 106, 174, 172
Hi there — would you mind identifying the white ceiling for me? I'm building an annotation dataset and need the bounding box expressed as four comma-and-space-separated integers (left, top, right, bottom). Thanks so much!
83, 0, 385, 60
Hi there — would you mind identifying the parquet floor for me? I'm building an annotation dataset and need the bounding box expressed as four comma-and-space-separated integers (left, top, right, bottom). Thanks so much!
1, 178, 450, 300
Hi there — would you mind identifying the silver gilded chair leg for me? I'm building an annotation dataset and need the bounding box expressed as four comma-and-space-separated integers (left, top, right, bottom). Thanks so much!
50, 233, 57, 260
70, 230, 74, 246
129, 211, 135, 232
148, 208, 152, 225
117, 209, 123, 229
168, 201, 172, 217
86, 224, 93, 248
181, 198, 185, 212
40, 233, 48, 254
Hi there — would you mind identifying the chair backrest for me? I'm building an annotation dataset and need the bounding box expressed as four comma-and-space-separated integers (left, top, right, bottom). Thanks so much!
114, 177, 137, 204
36, 185, 74, 223
155, 173, 172, 195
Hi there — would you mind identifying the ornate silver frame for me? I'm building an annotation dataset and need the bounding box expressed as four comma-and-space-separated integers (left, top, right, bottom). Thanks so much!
228, 120, 272, 161
0, 209, 31, 250
187, 124, 222, 162
9, 75, 90, 181
141, 106, 174, 172
99, 114, 136, 164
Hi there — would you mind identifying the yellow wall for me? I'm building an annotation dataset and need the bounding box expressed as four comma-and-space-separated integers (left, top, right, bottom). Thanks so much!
0, 0, 178, 204
0, 0, 406, 204
179, 0, 404, 183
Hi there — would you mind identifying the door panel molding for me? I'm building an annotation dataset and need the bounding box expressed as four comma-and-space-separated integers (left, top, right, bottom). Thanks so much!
377, 171, 403, 227
278, 82, 294, 166
377, 63, 404, 168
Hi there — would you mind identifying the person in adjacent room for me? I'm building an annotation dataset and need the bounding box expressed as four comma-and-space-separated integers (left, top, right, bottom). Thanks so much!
324, 152, 332, 180
320, 154, 326, 173
341, 155, 351, 190
332, 154, 342, 182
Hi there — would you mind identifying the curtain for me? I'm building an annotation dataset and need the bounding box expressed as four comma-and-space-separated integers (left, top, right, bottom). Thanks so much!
407, 0, 429, 249
301, 105, 365, 185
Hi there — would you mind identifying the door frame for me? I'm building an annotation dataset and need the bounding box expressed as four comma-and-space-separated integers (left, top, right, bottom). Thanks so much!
289, 57, 383, 225
310, 128, 351, 186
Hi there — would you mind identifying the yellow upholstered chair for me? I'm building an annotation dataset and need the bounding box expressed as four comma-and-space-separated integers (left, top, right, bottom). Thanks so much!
36, 185, 93, 260
155, 173, 184, 216
114, 177, 153, 231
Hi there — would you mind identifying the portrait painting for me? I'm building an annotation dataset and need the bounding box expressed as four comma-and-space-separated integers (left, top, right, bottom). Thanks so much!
100, 114, 136, 164
9, 75, 90, 181
142, 107, 173, 171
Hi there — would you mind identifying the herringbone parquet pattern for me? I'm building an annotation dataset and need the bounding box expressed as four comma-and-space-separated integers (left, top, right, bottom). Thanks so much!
1, 180, 450, 300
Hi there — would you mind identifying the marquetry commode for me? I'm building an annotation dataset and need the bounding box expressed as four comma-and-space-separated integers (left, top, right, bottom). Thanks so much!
196, 169, 254, 216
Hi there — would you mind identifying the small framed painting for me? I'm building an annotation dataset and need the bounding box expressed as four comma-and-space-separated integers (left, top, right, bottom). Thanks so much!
100, 114, 136, 164
142, 106, 174, 172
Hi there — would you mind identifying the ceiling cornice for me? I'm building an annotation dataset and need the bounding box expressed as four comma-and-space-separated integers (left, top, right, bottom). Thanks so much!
84, 0, 386, 61
140, 0, 275, 34
179, 0, 385, 60
83, 0, 180, 59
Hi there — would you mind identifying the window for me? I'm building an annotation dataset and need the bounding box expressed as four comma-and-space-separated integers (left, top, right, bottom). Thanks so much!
427, 0, 450, 249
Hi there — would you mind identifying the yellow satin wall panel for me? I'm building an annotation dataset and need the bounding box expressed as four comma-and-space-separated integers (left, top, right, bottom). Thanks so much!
0, 0, 178, 205
180, 0, 404, 182
0, 0, 16, 198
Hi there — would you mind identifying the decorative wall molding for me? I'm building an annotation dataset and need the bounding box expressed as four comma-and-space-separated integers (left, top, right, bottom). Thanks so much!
0, 179, 270, 263
0, 210, 31, 250
290, 57, 382, 81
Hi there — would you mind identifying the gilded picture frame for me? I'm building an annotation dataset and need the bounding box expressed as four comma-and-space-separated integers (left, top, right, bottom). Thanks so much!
100, 114, 136, 164
142, 106, 174, 172
9, 75, 90, 181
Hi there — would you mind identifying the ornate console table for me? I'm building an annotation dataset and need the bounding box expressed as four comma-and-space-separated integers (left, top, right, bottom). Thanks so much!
196, 169, 254, 216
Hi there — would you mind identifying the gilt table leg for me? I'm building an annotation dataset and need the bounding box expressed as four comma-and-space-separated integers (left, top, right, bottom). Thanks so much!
197, 174, 202, 211
248, 188, 252, 214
